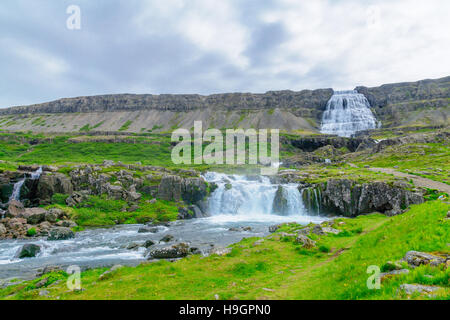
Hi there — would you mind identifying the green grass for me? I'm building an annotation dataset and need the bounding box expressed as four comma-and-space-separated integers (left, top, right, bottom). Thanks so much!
47, 194, 179, 226
118, 121, 133, 132
2, 200, 448, 300
353, 143, 450, 184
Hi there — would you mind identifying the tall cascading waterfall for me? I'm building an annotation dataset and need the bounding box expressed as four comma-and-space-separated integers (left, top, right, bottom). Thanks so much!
202, 172, 310, 217
320, 90, 378, 137
8, 167, 42, 202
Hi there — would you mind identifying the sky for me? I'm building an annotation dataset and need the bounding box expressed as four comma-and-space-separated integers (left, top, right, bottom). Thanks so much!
1, 0, 449, 108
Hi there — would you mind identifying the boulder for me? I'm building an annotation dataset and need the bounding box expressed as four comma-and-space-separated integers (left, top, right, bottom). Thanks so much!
15, 244, 41, 259
160, 234, 174, 242
65, 191, 88, 207
138, 226, 159, 234
126, 191, 142, 202
312, 225, 325, 235
146, 243, 190, 259
47, 208, 66, 219
295, 235, 316, 249
45, 211, 57, 223
6, 200, 25, 218
24, 208, 47, 225
403, 251, 446, 267
0, 223, 6, 236
177, 207, 193, 220
47, 227, 75, 241
143, 240, 155, 248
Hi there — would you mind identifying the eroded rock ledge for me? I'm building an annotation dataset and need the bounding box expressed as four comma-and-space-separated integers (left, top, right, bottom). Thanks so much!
302, 179, 424, 217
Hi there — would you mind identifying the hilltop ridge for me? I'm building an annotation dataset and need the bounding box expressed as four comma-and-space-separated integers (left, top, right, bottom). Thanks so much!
0, 76, 448, 133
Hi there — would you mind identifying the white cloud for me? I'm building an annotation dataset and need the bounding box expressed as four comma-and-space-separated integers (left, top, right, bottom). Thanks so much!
135, 0, 250, 68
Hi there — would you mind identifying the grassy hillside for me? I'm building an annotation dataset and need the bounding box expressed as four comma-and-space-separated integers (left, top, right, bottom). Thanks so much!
1, 200, 448, 300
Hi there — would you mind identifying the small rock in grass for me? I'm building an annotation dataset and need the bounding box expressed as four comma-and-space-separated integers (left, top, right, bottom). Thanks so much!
312, 225, 325, 236
98, 265, 123, 281
399, 284, 441, 296
210, 247, 232, 256
322, 227, 341, 235
39, 290, 50, 297
295, 235, 316, 249
380, 269, 409, 282
35, 277, 49, 289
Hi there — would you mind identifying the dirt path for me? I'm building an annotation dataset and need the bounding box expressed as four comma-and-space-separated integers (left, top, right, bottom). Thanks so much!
367, 167, 450, 194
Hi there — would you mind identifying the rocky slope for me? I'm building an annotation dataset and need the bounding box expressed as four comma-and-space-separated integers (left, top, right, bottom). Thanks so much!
0, 76, 448, 133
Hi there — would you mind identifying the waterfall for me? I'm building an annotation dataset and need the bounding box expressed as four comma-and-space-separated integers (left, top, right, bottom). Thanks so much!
320, 90, 378, 137
202, 172, 309, 217
8, 167, 42, 202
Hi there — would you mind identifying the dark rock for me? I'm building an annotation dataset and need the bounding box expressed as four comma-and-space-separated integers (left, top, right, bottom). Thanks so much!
303, 179, 424, 217
15, 244, 41, 258
66, 191, 88, 207
47, 227, 75, 240
312, 225, 325, 235
146, 243, 190, 259
138, 226, 159, 234
272, 186, 289, 216
160, 234, 174, 242
36, 173, 73, 204
143, 240, 155, 248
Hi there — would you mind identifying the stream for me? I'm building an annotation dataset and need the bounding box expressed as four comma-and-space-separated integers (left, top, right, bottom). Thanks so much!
0, 172, 329, 281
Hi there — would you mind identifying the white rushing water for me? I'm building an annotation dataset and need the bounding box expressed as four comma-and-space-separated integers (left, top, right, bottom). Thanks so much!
8, 167, 42, 202
203, 172, 317, 223
320, 90, 378, 137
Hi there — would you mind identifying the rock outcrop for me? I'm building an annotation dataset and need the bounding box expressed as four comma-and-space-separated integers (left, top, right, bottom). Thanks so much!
36, 173, 73, 204
302, 179, 424, 216
356, 76, 450, 127
157, 175, 208, 205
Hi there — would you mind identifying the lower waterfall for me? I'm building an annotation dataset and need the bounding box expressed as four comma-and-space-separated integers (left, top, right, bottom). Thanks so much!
203, 172, 310, 218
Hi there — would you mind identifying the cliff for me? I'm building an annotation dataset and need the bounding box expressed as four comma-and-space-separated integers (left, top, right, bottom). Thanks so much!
356, 76, 450, 127
0, 76, 448, 133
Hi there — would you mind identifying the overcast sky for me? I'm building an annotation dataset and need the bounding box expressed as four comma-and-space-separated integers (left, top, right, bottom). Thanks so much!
1, 0, 449, 108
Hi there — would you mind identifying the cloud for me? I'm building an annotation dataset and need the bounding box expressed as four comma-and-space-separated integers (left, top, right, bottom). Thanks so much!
0, 0, 449, 107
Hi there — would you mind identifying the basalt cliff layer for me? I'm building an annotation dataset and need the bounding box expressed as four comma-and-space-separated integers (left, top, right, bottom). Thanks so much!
0, 76, 448, 133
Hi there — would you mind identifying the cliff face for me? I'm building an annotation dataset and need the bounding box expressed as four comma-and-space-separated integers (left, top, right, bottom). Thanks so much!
0, 89, 333, 117
356, 76, 450, 127
0, 76, 448, 134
